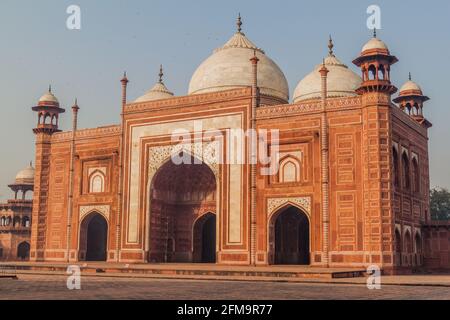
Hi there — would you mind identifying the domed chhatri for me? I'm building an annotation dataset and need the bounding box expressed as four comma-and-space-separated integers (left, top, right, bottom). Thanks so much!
398, 73, 424, 96
135, 65, 174, 103
293, 36, 362, 103
393, 73, 430, 124
38, 85, 60, 107
359, 29, 392, 57
189, 14, 289, 103
14, 162, 35, 185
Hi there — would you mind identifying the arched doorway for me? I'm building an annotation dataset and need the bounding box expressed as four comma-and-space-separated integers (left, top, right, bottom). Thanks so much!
395, 228, 402, 266
149, 154, 217, 263
269, 205, 310, 265
404, 230, 412, 266
415, 233, 422, 266
17, 242, 30, 260
79, 213, 108, 261
193, 213, 217, 263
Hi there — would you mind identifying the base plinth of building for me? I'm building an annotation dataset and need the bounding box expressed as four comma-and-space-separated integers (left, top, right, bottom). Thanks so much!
0, 262, 367, 281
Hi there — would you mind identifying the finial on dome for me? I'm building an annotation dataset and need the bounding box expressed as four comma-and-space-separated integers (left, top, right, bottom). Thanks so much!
328, 35, 334, 56
121, 71, 129, 85
373, 28, 377, 38
48, 84, 52, 93
237, 13, 243, 33
29, 161, 32, 167
158, 65, 164, 83
72, 97, 79, 111
409, 72, 412, 81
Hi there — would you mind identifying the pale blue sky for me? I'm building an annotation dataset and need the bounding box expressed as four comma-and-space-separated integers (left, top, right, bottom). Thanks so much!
0, 0, 449, 199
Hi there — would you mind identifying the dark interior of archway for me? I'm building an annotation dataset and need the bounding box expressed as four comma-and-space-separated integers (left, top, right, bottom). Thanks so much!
86, 215, 108, 261
202, 215, 216, 263
17, 242, 30, 260
150, 154, 217, 263
274, 207, 310, 265
192, 213, 216, 263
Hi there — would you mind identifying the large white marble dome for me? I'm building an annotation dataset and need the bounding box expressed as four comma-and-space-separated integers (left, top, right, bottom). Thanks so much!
188, 18, 289, 102
293, 40, 362, 103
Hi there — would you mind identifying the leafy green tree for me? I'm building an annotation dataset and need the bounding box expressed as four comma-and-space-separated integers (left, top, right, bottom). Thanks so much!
430, 187, 450, 220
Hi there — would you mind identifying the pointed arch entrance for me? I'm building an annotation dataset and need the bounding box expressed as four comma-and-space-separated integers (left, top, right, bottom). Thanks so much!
193, 213, 217, 263
17, 241, 30, 260
148, 153, 217, 263
269, 205, 310, 265
79, 212, 108, 261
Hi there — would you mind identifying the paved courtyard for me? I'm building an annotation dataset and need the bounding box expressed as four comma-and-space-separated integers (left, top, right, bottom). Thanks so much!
0, 275, 449, 300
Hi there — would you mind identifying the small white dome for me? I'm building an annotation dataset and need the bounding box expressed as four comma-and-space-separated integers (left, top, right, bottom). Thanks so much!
135, 82, 174, 103
361, 37, 389, 53
15, 163, 35, 185
39, 87, 59, 104
135, 67, 174, 103
399, 80, 423, 94
293, 55, 362, 103
189, 29, 289, 102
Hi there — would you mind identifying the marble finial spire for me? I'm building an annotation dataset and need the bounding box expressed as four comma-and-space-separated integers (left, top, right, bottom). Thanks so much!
328, 35, 334, 56
158, 65, 164, 84
409, 72, 412, 81
373, 28, 377, 38
237, 13, 242, 33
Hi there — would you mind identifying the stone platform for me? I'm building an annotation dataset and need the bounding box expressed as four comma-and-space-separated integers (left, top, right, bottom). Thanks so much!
0, 262, 367, 282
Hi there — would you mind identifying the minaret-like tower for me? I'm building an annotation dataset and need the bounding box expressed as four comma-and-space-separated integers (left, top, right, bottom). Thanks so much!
353, 30, 398, 95
30, 87, 65, 261
393, 73, 432, 128
32, 86, 66, 134
353, 32, 398, 268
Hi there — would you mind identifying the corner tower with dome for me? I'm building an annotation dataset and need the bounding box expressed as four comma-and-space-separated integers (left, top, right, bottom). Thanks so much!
21, 16, 448, 273
0, 163, 34, 261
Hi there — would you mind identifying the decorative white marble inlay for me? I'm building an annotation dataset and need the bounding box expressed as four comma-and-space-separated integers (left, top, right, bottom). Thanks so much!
148, 141, 220, 181
88, 167, 107, 176
127, 114, 243, 244
267, 197, 311, 217
79, 205, 110, 222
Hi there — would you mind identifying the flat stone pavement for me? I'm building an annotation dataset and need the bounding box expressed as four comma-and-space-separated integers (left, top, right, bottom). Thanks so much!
0, 274, 449, 300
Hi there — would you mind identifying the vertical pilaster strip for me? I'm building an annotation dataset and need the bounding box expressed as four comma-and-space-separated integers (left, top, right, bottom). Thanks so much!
250, 52, 259, 265
117, 72, 128, 262
66, 100, 79, 262
319, 62, 330, 267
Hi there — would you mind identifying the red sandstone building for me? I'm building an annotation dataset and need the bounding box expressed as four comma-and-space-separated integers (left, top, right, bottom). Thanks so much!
20, 19, 449, 273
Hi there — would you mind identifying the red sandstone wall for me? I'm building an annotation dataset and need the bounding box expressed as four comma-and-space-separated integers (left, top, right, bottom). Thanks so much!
256, 96, 369, 267
424, 223, 450, 270
41, 126, 120, 262
391, 106, 430, 269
